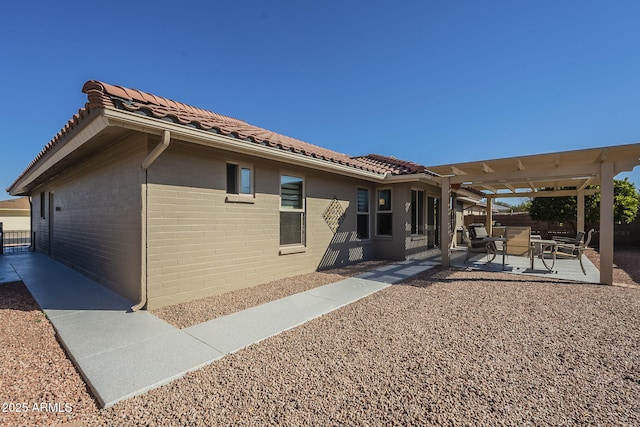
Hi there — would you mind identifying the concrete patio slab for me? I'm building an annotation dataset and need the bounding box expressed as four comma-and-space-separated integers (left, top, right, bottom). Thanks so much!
50, 309, 179, 360
304, 277, 390, 304
0, 255, 21, 284
78, 330, 223, 408
357, 259, 440, 283
450, 249, 601, 284
184, 292, 345, 354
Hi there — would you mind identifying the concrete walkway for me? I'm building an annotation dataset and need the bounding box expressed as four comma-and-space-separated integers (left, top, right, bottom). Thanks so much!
0, 253, 438, 408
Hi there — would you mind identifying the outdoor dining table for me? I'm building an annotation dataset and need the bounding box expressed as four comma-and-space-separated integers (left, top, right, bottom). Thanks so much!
530, 239, 558, 271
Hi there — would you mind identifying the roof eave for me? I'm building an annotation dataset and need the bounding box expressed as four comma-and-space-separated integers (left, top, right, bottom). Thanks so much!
8, 112, 111, 196
102, 108, 387, 183
10, 107, 387, 196
383, 172, 441, 185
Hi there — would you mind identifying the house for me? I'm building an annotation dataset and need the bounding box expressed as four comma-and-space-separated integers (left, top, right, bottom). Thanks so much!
7, 81, 481, 309
0, 197, 30, 231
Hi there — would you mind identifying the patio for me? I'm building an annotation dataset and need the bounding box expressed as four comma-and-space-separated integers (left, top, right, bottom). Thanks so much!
414, 245, 601, 284
449, 247, 601, 284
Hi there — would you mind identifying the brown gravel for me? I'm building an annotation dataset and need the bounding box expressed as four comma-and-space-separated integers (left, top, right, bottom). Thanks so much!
1, 251, 639, 426
584, 246, 640, 288
0, 282, 99, 427
153, 260, 394, 328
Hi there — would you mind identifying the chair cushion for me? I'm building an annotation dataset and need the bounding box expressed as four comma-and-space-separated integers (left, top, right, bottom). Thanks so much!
473, 227, 488, 239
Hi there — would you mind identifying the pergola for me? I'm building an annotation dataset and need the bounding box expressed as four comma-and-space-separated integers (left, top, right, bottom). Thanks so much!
426, 143, 640, 285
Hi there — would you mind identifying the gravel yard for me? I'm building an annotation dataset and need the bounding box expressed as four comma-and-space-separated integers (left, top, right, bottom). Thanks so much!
1, 249, 639, 426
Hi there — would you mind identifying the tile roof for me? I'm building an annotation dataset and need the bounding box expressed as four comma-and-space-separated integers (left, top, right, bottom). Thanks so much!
352, 154, 435, 176
82, 81, 384, 173
9, 81, 437, 193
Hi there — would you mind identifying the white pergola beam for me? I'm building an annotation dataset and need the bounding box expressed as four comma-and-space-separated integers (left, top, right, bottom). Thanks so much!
484, 188, 598, 198
449, 163, 602, 185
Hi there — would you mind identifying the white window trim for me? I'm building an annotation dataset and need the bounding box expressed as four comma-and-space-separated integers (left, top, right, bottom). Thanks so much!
357, 187, 371, 241
375, 187, 393, 237
410, 188, 426, 236
279, 173, 306, 248
226, 162, 255, 202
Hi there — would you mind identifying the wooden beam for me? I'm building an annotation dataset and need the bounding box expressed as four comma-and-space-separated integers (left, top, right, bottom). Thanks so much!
599, 162, 614, 285
481, 162, 494, 173
450, 166, 467, 175
484, 188, 598, 198
449, 163, 602, 184
516, 159, 525, 171
576, 178, 592, 192
440, 176, 451, 268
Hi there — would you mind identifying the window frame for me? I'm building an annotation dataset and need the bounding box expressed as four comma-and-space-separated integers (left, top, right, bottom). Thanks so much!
375, 188, 393, 237
226, 162, 254, 196
40, 192, 46, 219
356, 188, 370, 240
410, 188, 425, 236
279, 174, 306, 247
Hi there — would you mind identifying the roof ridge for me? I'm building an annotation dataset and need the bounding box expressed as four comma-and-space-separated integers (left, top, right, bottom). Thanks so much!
82, 81, 248, 126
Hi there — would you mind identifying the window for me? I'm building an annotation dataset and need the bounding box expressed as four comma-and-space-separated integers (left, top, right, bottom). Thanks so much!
357, 188, 370, 239
40, 192, 46, 219
280, 175, 305, 245
376, 189, 392, 236
411, 189, 425, 235
226, 163, 253, 195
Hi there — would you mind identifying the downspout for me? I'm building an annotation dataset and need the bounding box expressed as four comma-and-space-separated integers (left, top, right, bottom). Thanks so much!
132, 130, 171, 311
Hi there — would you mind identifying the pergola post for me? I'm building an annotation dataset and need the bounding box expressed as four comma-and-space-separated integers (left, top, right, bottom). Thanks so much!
486, 197, 493, 235
577, 190, 585, 233
440, 176, 451, 267
599, 162, 615, 285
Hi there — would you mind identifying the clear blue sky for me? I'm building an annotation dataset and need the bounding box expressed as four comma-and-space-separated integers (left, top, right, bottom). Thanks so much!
1, 0, 639, 201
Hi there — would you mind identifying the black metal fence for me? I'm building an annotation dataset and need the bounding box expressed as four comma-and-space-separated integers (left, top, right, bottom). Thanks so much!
0, 223, 33, 255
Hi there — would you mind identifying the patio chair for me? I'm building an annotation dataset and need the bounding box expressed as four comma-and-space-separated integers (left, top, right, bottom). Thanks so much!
554, 231, 586, 245
555, 229, 594, 275
462, 226, 498, 263
505, 226, 531, 257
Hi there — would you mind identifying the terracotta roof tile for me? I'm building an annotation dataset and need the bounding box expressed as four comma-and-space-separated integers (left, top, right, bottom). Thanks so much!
351, 154, 434, 176
81, 80, 380, 173
9, 81, 440, 193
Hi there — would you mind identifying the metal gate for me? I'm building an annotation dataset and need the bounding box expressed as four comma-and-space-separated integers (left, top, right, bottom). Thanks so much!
0, 223, 33, 255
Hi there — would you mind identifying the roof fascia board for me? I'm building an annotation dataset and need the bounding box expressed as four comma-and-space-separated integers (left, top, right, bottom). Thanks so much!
383, 173, 440, 185
103, 108, 386, 183
615, 158, 640, 174
9, 114, 111, 195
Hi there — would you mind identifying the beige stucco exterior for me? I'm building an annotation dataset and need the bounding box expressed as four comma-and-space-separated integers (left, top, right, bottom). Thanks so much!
31, 134, 147, 302
143, 141, 405, 308
0, 199, 30, 231
26, 133, 442, 309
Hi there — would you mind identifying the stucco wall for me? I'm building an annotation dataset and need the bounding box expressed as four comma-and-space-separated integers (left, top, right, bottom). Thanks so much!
0, 213, 30, 231
145, 141, 378, 309
372, 182, 440, 261
31, 135, 147, 302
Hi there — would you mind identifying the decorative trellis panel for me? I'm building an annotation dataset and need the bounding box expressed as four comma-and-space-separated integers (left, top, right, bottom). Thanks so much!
322, 198, 346, 234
